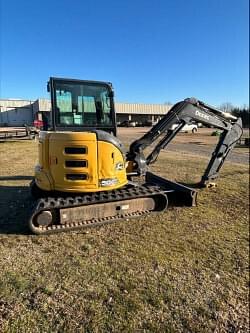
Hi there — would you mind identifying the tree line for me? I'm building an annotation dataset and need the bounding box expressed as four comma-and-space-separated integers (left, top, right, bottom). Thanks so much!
220, 103, 249, 128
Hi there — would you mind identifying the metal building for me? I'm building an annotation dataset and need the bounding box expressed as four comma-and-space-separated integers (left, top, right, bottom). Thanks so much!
0, 99, 34, 126
115, 102, 171, 124
0, 98, 171, 126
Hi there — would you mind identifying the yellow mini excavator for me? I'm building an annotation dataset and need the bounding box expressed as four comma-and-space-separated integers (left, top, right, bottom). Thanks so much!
29, 77, 242, 234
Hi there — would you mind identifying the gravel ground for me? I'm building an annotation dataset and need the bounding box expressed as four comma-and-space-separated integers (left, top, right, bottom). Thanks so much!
118, 127, 249, 165
165, 142, 249, 165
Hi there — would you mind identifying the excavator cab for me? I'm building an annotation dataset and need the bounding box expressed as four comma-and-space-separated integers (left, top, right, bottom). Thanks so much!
32, 78, 128, 196
48, 77, 117, 135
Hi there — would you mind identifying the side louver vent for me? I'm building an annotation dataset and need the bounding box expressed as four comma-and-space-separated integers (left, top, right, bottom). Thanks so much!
65, 160, 87, 168
66, 174, 88, 181
65, 147, 87, 154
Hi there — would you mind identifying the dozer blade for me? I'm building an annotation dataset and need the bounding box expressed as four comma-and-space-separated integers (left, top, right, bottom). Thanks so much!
145, 172, 197, 207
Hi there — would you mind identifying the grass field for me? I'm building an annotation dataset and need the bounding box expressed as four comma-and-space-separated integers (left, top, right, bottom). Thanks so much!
0, 134, 249, 332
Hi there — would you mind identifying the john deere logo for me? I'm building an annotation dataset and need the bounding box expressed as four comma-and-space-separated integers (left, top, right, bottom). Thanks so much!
195, 110, 209, 121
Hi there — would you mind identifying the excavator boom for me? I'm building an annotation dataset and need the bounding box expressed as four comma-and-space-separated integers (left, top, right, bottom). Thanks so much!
127, 98, 242, 186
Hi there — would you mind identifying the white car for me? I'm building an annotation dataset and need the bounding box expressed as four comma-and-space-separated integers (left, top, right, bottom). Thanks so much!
170, 123, 198, 133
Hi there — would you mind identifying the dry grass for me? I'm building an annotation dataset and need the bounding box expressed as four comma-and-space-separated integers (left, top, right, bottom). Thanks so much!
0, 136, 249, 332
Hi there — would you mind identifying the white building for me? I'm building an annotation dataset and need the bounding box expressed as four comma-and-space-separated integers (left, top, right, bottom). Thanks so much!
0, 98, 171, 126
0, 99, 34, 126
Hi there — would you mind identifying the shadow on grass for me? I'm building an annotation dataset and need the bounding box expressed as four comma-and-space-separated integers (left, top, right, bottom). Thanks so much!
179, 182, 204, 189
0, 176, 33, 181
0, 138, 33, 143
0, 185, 33, 235
187, 141, 207, 146
235, 144, 249, 149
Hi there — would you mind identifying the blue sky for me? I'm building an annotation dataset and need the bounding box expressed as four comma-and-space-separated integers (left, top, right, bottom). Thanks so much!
0, 0, 249, 106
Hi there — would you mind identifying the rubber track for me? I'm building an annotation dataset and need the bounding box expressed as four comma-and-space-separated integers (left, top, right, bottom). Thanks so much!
29, 184, 167, 235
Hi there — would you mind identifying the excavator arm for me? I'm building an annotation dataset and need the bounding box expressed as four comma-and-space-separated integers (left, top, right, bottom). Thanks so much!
127, 98, 243, 186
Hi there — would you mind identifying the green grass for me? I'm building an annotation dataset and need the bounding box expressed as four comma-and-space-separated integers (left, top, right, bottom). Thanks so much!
0, 139, 249, 332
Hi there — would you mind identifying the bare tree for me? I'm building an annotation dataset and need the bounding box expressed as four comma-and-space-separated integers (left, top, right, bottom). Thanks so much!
219, 102, 235, 112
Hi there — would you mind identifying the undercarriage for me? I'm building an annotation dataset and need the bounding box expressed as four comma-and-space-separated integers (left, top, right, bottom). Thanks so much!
29, 172, 197, 235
